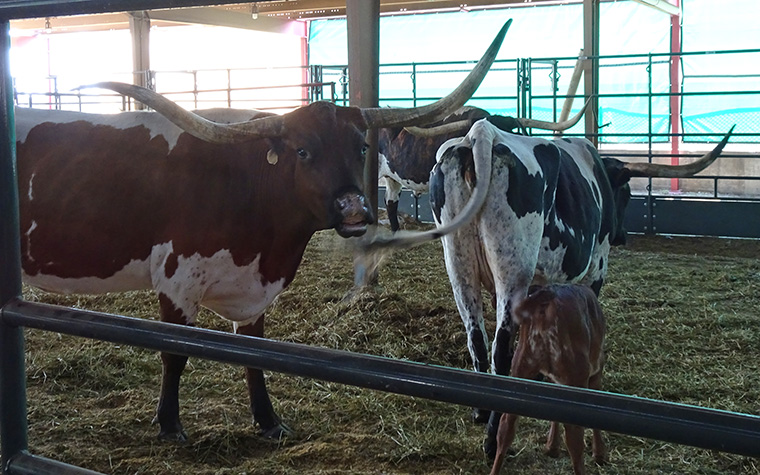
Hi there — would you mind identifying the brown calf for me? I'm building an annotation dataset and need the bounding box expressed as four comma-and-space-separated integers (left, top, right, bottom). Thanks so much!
490, 284, 607, 475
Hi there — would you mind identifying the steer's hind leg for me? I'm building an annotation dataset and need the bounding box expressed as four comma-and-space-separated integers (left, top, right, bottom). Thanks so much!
154, 293, 194, 441
236, 317, 292, 439
439, 229, 490, 424
383, 178, 403, 232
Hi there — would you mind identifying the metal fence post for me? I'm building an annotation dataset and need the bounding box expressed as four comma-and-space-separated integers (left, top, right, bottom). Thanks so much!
0, 18, 29, 475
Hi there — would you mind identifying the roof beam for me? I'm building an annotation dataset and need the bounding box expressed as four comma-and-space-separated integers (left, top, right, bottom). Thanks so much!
630, 0, 680, 15
150, 6, 306, 36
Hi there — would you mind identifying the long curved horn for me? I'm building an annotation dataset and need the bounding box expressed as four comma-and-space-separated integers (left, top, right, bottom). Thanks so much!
82, 81, 285, 144
517, 97, 592, 131
624, 126, 735, 178
404, 95, 591, 138
403, 119, 473, 138
361, 19, 512, 129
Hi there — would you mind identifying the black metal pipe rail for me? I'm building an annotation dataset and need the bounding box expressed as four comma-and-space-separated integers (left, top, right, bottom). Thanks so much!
4, 298, 760, 460
6, 452, 103, 475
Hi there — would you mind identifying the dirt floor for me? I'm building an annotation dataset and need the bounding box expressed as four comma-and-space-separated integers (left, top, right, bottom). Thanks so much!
12, 230, 760, 474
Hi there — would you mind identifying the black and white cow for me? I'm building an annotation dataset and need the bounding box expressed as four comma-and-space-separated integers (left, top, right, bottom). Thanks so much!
363, 118, 733, 456
378, 105, 587, 231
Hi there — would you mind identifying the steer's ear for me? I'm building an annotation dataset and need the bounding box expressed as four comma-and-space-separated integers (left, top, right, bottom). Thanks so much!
602, 156, 632, 188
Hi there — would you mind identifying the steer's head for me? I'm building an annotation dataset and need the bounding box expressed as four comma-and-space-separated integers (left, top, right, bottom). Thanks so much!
275, 102, 374, 237
601, 125, 734, 246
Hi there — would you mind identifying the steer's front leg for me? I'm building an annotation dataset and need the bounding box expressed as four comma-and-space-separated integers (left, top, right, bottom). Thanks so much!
154, 293, 193, 441
236, 316, 292, 439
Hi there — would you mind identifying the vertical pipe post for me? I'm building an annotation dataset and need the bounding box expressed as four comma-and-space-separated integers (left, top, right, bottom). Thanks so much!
0, 18, 29, 474
646, 54, 655, 235
669, 0, 682, 192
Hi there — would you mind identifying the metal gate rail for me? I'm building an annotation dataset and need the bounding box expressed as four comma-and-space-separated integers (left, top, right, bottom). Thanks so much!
3, 298, 760, 474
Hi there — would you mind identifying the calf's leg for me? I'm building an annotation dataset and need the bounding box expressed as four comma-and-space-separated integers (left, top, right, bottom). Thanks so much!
563, 423, 587, 475
544, 421, 562, 457
236, 317, 292, 439
490, 330, 540, 468
588, 370, 607, 465
490, 413, 519, 475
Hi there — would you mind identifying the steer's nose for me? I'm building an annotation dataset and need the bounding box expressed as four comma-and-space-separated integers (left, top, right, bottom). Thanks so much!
335, 192, 375, 237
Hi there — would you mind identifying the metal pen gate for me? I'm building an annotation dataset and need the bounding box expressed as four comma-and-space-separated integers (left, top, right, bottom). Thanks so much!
1, 2, 760, 474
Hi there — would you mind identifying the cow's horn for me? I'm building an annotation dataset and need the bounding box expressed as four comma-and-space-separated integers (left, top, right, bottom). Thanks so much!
361, 19, 512, 129
623, 126, 735, 178
403, 119, 473, 138
81, 82, 285, 144
516, 97, 592, 131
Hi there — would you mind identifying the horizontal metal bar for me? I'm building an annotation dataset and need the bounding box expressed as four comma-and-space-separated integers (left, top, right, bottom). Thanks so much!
4, 298, 760, 458
8, 452, 103, 475
0, 1, 242, 20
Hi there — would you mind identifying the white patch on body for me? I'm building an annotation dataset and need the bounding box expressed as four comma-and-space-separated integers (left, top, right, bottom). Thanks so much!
378, 153, 429, 204
24, 240, 285, 327
150, 242, 285, 325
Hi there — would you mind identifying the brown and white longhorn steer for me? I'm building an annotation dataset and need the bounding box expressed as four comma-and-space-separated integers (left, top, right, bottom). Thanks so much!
490, 284, 606, 475
16, 21, 511, 443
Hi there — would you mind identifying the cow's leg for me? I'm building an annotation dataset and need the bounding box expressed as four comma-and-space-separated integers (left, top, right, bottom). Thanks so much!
384, 178, 403, 232
154, 293, 194, 441
588, 370, 607, 465
236, 318, 292, 439
481, 210, 542, 457
441, 232, 489, 423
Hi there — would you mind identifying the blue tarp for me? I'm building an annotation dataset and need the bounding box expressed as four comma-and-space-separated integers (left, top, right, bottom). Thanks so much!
309, 0, 760, 143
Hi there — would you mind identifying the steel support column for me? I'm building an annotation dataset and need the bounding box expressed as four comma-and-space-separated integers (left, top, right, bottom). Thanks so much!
0, 18, 28, 475
128, 10, 151, 109
583, 0, 600, 145
347, 0, 380, 287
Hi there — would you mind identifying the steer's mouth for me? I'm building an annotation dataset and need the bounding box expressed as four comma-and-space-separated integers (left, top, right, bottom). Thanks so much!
334, 191, 374, 238
337, 215, 370, 237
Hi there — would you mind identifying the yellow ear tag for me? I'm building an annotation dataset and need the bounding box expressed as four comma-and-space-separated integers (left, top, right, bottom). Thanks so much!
266, 149, 278, 165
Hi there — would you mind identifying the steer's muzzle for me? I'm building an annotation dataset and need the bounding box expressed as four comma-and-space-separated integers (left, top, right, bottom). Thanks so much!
334, 191, 375, 238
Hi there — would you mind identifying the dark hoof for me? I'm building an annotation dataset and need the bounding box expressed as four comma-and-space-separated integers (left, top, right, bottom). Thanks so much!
483, 434, 497, 461
152, 415, 188, 442
544, 445, 560, 458
158, 429, 188, 443
260, 422, 293, 440
472, 408, 490, 424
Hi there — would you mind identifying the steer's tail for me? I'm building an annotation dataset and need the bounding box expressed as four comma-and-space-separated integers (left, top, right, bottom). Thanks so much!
358, 119, 496, 258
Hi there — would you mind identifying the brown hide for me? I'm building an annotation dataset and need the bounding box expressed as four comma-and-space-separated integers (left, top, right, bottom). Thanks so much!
491, 284, 607, 475
18, 101, 371, 287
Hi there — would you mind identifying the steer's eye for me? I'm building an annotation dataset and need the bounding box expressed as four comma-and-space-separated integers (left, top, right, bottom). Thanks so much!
296, 148, 309, 159
361, 144, 369, 156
